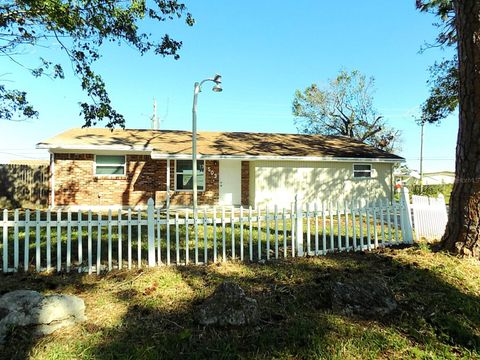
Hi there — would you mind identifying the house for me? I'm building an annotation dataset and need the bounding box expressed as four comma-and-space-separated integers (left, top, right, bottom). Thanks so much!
422, 171, 455, 186
394, 169, 455, 187
36, 128, 404, 209
393, 167, 420, 187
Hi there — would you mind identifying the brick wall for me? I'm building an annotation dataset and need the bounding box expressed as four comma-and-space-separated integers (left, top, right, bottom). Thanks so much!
241, 161, 249, 205
54, 154, 219, 207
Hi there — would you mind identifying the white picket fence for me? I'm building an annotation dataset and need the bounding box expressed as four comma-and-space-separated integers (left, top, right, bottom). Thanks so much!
411, 193, 448, 241
1, 190, 414, 274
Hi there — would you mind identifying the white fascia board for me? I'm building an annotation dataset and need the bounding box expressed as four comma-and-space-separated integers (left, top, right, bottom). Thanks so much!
37, 144, 404, 163
36, 144, 153, 152
150, 152, 404, 163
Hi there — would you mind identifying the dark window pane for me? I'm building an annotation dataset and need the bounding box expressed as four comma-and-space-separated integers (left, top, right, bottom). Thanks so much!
176, 160, 205, 190
354, 171, 371, 178
354, 164, 371, 171
176, 174, 192, 189
176, 160, 205, 173
176, 160, 192, 172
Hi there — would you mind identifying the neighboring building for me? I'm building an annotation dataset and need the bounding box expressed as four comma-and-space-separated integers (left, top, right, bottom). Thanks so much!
37, 128, 404, 209
394, 170, 456, 187
8, 160, 50, 166
393, 168, 420, 187
422, 171, 455, 186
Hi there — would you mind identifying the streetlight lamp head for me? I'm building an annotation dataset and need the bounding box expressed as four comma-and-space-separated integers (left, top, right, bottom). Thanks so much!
212, 83, 223, 92
213, 74, 222, 84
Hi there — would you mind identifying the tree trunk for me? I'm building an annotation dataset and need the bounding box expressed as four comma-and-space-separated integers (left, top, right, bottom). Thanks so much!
441, 0, 480, 258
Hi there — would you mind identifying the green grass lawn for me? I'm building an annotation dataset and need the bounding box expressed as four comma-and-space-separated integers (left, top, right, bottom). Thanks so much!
1, 213, 405, 271
0, 243, 479, 359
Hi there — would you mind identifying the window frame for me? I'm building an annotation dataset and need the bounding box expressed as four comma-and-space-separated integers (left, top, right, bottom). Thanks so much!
352, 163, 372, 179
94, 155, 127, 177
174, 159, 206, 192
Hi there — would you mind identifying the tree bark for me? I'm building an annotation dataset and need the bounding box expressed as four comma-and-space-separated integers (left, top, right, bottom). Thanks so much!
441, 0, 480, 258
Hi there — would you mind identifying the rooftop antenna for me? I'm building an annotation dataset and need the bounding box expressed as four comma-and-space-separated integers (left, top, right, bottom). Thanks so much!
151, 98, 160, 130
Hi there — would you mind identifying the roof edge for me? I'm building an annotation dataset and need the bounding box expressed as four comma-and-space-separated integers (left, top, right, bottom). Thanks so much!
36, 143, 404, 162
36, 143, 154, 152
151, 153, 404, 163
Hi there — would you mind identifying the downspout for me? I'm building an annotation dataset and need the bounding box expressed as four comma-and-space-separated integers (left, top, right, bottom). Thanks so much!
50, 152, 55, 208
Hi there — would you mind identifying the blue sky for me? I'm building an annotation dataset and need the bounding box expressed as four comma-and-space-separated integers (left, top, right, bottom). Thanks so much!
0, 0, 457, 172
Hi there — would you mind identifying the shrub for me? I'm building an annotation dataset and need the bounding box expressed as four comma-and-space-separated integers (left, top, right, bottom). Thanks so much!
409, 184, 453, 204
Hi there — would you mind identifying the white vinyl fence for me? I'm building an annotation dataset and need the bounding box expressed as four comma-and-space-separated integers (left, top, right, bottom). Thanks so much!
411, 193, 448, 241
1, 189, 414, 274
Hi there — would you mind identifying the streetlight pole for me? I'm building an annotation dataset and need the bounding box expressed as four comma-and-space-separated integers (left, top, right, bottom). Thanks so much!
191, 75, 222, 218
192, 82, 200, 217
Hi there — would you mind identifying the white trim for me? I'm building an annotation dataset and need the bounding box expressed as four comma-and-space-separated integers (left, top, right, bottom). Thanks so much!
94, 154, 126, 176
353, 163, 373, 179
36, 144, 153, 152
151, 152, 403, 163
174, 159, 206, 192
45, 149, 149, 156
38, 144, 403, 163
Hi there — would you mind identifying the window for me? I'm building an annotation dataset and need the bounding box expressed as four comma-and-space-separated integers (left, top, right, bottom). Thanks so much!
175, 160, 205, 191
95, 155, 126, 176
353, 164, 372, 178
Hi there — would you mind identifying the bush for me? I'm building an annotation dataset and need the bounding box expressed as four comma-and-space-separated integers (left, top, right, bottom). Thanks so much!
409, 184, 453, 204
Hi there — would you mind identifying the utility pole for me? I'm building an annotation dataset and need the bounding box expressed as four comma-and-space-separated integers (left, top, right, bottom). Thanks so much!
151, 98, 159, 130
419, 120, 425, 194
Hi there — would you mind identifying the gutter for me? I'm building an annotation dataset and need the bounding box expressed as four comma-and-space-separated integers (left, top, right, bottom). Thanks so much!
150, 153, 404, 163
35, 144, 404, 163
36, 144, 154, 152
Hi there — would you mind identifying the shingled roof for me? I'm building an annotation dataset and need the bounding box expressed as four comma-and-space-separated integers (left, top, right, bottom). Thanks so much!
37, 128, 404, 161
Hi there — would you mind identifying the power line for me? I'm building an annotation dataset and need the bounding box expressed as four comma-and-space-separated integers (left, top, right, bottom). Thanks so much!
0, 151, 48, 160
406, 158, 455, 160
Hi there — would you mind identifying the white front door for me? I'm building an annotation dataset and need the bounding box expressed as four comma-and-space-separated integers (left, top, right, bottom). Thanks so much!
219, 160, 241, 205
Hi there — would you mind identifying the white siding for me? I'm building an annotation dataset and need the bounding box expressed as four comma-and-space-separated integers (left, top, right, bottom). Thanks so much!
251, 161, 393, 208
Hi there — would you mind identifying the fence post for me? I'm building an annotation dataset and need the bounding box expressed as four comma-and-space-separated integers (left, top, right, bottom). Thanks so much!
295, 194, 304, 256
400, 187, 414, 244
147, 198, 156, 267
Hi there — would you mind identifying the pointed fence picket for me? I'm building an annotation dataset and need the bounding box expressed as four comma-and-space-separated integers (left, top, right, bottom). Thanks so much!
0, 189, 416, 274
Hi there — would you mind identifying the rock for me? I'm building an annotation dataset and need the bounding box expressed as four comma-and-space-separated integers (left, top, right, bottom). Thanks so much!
195, 282, 258, 326
0, 290, 86, 343
331, 280, 397, 318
